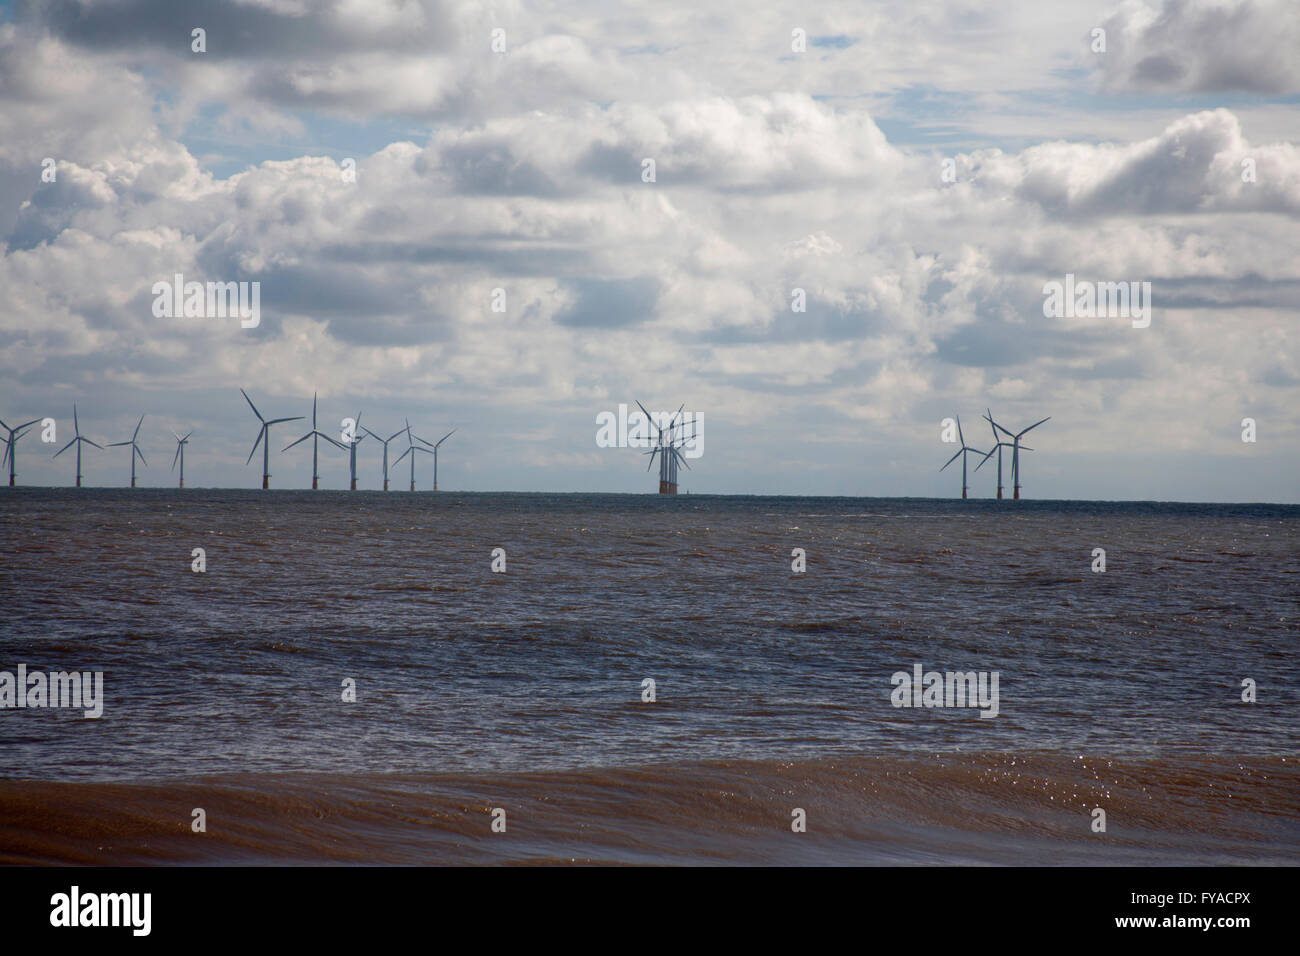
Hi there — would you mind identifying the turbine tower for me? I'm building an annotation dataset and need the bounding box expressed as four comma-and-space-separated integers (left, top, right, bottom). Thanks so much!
108, 414, 148, 488
171, 431, 192, 488
939, 415, 986, 499
975, 435, 1030, 499
393, 419, 434, 491
345, 411, 367, 490
984, 410, 1049, 499
417, 429, 455, 491
360, 424, 406, 491
241, 388, 303, 490
52, 405, 103, 487
1, 416, 41, 487
282, 393, 344, 489
637, 401, 694, 494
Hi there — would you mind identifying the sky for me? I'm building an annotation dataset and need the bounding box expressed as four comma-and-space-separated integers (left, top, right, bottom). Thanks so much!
0, 0, 1297, 499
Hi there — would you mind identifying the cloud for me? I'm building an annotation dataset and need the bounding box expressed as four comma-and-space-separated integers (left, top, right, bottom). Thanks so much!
966, 109, 1300, 217
1093, 0, 1300, 94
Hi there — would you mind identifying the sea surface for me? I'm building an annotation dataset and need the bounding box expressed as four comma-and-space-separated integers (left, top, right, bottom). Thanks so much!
1, 490, 1297, 864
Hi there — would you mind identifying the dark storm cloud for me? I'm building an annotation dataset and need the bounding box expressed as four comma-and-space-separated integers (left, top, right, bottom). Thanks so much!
19, 0, 458, 59
552, 276, 660, 328
436, 140, 566, 197
934, 315, 1102, 368
1096, 0, 1300, 95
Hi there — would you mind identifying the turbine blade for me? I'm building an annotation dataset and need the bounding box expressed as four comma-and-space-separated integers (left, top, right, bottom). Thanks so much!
85, 439, 104, 450
395, 447, 411, 464
73, 404, 79, 434
181, 431, 193, 441
54, 438, 77, 457
132, 415, 144, 440
241, 388, 264, 422
108, 441, 131, 447
135, 446, 147, 466
171, 444, 181, 470
1018, 416, 1051, 437
635, 400, 661, 440
973, 447, 997, 472
247, 428, 265, 465
940, 448, 962, 471
282, 433, 313, 452
956, 415, 964, 447
435, 429, 455, 447
16, 419, 40, 431
268, 416, 304, 426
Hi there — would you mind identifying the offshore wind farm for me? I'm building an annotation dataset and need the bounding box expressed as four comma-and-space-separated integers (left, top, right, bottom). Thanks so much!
2, 0, 1296, 890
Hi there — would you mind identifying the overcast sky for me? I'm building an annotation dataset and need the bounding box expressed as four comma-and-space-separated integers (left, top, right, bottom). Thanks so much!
1, 0, 1297, 499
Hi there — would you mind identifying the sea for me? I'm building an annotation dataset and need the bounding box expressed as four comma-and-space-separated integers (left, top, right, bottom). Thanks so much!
1, 489, 1297, 864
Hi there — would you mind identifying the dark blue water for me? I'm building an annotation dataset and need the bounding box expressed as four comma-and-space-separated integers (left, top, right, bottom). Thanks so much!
3, 490, 1296, 781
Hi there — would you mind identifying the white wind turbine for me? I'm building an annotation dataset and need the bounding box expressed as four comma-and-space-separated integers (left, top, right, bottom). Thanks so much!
108, 414, 148, 488
982, 409, 1049, 499
171, 430, 193, 488
416, 428, 455, 491
939, 415, 987, 499
360, 424, 406, 491
241, 388, 303, 490
1, 416, 41, 487
637, 401, 694, 494
345, 410, 368, 490
394, 419, 434, 491
282, 392, 344, 489
52, 404, 104, 487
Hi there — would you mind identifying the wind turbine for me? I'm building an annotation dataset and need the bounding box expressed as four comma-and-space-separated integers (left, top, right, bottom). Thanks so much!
1, 416, 41, 486
983, 410, 1049, 499
360, 424, 406, 491
939, 415, 986, 499
345, 411, 367, 490
636, 401, 694, 494
52, 405, 103, 487
282, 393, 344, 489
171, 431, 192, 488
416, 428, 455, 491
394, 419, 434, 491
241, 388, 303, 490
108, 414, 148, 488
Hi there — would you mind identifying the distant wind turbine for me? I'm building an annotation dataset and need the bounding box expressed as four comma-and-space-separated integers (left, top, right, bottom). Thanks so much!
416, 428, 455, 491
108, 414, 148, 488
345, 411, 367, 490
282, 393, 344, 489
637, 401, 694, 494
52, 405, 104, 487
939, 415, 987, 499
982, 410, 1049, 499
360, 424, 405, 491
241, 388, 303, 490
171, 431, 192, 488
1, 416, 41, 487
394, 419, 434, 491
